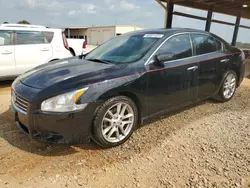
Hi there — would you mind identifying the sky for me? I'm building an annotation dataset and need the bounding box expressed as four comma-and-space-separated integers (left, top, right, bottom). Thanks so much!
0, 0, 250, 43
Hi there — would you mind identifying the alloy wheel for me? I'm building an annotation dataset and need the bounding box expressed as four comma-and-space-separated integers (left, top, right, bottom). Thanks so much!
223, 73, 236, 99
101, 102, 134, 143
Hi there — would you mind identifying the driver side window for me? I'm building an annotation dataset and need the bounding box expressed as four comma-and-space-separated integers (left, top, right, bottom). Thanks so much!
157, 34, 192, 61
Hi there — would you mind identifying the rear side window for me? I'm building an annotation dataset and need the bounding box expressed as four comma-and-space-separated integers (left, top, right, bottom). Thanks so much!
215, 39, 222, 51
191, 34, 217, 55
43, 31, 54, 43
0, 30, 11, 46
16, 31, 45, 45
157, 34, 192, 60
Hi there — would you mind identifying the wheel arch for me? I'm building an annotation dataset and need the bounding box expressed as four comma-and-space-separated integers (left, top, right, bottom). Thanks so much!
229, 64, 240, 87
117, 91, 143, 124
95, 90, 144, 125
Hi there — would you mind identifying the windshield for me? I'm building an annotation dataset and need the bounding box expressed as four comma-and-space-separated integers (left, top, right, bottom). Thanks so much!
85, 33, 162, 64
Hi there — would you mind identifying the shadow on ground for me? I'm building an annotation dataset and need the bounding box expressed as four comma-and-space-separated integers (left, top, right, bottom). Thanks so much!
0, 108, 100, 157
0, 80, 13, 89
245, 59, 250, 77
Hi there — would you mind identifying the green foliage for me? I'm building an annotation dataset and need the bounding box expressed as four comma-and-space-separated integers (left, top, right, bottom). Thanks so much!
236, 42, 250, 49
17, 20, 30, 24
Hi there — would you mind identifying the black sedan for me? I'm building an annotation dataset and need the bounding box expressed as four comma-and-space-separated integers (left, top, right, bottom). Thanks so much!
11, 28, 245, 148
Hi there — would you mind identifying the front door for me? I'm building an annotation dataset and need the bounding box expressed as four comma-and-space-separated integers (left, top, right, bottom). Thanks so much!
146, 33, 199, 116
0, 30, 16, 77
14, 30, 53, 75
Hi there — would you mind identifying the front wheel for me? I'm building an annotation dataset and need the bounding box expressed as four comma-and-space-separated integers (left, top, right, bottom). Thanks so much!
215, 70, 237, 102
92, 96, 138, 148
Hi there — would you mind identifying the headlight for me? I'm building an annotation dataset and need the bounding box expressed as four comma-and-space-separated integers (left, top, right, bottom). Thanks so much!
41, 88, 88, 112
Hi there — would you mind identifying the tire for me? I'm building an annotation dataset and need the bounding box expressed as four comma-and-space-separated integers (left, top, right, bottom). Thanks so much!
214, 70, 237, 102
69, 47, 75, 56
49, 59, 59, 62
92, 96, 138, 148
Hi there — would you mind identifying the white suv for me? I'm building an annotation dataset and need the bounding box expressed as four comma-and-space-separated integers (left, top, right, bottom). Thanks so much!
0, 24, 72, 80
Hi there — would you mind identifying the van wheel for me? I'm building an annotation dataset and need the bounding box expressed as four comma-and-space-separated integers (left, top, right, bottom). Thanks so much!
49, 59, 59, 62
93, 96, 138, 148
215, 70, 237, 102
69, 47, 75, 56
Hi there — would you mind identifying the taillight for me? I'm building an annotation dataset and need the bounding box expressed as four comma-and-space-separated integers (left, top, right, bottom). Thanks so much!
62, 33, 69, 50
82, 41, 86, 49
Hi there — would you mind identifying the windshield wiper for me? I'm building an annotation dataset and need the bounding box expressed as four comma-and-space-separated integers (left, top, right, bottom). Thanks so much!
86, 58, 111, 64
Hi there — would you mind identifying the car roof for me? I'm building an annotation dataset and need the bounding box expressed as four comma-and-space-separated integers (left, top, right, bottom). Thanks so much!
129, 28, 209, 35
128, 28, 229, 45
0, 24, 63, 32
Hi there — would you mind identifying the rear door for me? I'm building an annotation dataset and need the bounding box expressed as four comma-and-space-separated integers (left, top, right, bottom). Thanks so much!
14, 30, 53, 75
0, 30, 16, 77
191, 33, 220, 99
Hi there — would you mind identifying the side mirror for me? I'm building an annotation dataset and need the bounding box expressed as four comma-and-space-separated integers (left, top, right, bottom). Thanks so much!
150, 53, 175, 67
157, 52, 175, 62
150, 55, 164, 67
80, 52, 89, 59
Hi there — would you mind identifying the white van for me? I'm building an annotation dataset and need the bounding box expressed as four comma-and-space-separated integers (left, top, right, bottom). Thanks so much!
0, 24, 73, 80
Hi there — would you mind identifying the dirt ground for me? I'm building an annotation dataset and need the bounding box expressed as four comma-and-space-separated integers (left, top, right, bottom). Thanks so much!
0, 73, 250, 187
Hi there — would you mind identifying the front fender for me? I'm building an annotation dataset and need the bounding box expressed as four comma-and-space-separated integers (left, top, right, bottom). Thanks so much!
78, 72, 147, 120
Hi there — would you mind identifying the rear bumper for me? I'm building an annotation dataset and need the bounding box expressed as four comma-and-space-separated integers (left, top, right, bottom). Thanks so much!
12, 101, 101, 144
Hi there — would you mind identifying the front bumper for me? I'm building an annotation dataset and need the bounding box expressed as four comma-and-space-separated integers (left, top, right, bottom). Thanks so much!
12, 102, 101, 144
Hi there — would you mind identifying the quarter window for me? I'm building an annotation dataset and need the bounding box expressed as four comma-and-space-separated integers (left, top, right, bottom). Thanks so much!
157, 34, 192, 61
0, 30, 11, 46
16, 31, 45, 45
191, 34, 217, 55
215, 39, 222, 51
43, 31, 54, 43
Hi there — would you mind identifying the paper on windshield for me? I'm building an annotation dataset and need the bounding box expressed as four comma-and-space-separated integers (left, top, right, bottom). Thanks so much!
143, 34, 164, 38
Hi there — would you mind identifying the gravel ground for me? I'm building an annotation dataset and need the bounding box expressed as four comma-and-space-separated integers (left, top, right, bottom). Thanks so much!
0, 77, 250, 188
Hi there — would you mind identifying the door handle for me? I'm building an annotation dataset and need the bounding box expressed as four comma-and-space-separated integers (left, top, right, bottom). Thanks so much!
41, 48, 49, 51
187, 66, 198, 71
1, 51, 12, 55
220, 59, 230, 63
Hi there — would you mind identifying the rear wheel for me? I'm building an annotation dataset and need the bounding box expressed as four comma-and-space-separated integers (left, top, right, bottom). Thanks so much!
215, 70, 237, 102
93, 96, 138, 148
69, 47, 75, 56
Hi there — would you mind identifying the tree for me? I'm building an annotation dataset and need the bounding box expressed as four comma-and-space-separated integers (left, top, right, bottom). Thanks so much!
3, 22, 8, 24
17, 20, 30, 24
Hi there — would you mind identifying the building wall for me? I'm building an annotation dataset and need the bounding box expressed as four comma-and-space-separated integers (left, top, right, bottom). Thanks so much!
65, 25, 146, 45
66, 29, 87, 39
115, 26, 144, 35
87, 26, 116, 45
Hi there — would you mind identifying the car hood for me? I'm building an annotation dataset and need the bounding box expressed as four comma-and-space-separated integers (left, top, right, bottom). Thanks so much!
19, 57, 116, 89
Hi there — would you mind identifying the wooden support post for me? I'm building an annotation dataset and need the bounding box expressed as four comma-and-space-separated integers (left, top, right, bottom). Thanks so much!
205, 10, 213, 32
232, 14, 241, 46
166, 2, 174, 28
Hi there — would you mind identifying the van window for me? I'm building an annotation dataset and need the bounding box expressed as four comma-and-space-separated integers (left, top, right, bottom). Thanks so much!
0, 30, 11, 46
191, 34, 217, 55
43, 31, 54, 43
16, 31, 45, 45
157, 34, 192, 61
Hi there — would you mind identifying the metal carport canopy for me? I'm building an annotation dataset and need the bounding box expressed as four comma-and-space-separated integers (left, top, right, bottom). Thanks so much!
157, 0, 250, 46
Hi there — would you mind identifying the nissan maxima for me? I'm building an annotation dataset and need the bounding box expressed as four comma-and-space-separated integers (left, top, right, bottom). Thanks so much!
11, 28, 245, 148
